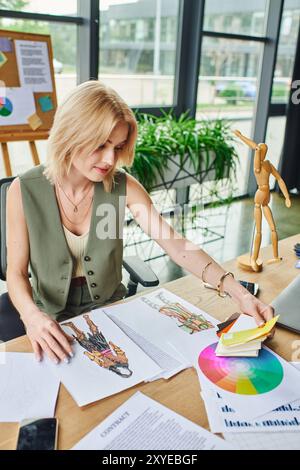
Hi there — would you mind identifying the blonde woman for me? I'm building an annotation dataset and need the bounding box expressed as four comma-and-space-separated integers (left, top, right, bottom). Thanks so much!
5, 80, 274, 364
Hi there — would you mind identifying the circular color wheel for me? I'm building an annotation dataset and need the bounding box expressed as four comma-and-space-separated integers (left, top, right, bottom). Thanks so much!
0, 97, 13, 117
198, 342, 283, 395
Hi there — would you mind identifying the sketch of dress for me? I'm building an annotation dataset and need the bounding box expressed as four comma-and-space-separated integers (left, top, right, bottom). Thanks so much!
159, 303, 214, 334
64, 314, 133, 378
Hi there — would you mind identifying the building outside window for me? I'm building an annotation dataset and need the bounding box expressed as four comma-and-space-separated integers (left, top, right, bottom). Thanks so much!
196, 0, 300, 196
99, 0, 180, 106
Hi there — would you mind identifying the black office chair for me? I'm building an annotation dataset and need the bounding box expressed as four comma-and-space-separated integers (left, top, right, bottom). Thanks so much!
0, 176, 159, 341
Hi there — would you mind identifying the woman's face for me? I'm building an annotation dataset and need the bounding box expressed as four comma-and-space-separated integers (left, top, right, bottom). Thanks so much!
72, 121, 129, 182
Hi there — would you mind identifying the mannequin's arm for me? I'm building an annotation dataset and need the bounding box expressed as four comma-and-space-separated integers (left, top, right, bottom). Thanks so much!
234, 130, 258, 150
270, 163, 291, 207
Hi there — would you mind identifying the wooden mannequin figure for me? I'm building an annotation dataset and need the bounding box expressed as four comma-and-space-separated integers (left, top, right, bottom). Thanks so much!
234, 130, 291, 273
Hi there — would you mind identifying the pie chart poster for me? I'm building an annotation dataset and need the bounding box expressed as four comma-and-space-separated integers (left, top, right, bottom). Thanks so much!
197, 343, 300, 421
0, 87, 35, 126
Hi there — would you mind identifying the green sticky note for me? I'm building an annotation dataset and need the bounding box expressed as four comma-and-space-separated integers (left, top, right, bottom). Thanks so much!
38, 95, 54, 112
0, 51, 8, 68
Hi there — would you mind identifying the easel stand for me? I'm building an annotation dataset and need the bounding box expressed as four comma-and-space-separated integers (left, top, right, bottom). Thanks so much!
0, 133, 48, 176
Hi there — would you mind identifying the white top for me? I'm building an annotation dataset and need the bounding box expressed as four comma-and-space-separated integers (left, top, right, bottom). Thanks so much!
63, 225, 89, 278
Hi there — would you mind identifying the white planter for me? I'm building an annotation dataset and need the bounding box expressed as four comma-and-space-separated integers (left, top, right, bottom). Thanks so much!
151, 152, 229, 191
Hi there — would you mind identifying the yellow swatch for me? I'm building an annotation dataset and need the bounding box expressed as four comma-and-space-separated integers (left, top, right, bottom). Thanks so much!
0, 51, 8, 68
27, 113, 42, 131
221, 315, 279, 347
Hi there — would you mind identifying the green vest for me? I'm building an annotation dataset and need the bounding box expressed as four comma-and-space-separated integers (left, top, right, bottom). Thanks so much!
19, 164, 126, 318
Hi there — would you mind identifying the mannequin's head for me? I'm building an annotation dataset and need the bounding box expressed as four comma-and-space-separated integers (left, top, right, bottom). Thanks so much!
257, 143, 268, 161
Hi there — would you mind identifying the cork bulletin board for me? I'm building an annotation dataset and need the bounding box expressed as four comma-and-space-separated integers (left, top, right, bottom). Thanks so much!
0, 29, 57, 142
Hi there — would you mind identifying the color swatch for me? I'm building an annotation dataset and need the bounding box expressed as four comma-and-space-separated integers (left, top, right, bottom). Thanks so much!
0, 97, 13, 117
198, 342, 283, 395
221, 315, 279, 347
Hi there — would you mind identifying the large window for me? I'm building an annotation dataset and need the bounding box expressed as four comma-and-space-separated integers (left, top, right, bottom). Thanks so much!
203, 0, 268, 36
99, 0, 180, 106
265, 116, 287, 190
197, 1, 269, 196
197, 38, 263, 119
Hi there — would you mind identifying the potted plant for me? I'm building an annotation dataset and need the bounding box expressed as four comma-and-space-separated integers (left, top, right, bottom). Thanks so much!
126, 111, 238, 198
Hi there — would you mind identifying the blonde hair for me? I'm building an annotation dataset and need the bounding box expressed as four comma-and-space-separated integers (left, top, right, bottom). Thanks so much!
43, 80, 137, 192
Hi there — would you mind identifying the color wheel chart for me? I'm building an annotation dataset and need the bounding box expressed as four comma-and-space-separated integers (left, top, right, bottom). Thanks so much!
198, 343, 284, 395
0, 97, 13, 117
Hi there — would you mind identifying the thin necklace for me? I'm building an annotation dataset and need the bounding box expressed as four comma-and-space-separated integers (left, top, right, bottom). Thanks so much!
56, 185, 94, 226
57, 179, 94, 213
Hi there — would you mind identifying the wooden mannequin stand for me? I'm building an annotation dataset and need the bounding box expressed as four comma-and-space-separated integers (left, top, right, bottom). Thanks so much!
234, 130, 291, 273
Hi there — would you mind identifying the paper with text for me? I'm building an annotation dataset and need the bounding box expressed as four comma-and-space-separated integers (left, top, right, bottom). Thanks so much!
15, 40, 53, 92
72, 392, 234, 450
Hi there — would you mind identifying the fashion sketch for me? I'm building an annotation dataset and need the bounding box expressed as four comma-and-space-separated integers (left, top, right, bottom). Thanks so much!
159, 302, 214, 334
64, 314, 133, 377
141, 291, 214, 334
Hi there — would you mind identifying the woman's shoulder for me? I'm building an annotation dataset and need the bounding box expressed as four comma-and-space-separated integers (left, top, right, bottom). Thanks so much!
8, 164, 46, 206
7, 175, 21, 201
19, 163, 46, 182
125, 171, 149, 201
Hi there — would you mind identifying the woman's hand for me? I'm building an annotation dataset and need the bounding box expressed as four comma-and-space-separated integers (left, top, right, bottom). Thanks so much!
223, 276, 275, 336
23, 309, 74, 364
237, 292, 275, 337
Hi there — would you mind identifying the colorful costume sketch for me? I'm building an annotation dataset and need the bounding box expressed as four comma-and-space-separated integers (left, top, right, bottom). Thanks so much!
64, 314, 133, 378
159, 302, 214, 334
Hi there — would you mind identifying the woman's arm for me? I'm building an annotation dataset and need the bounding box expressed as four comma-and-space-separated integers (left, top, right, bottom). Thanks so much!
126, 174, 274, 325
6, 178, 73, 362
6, 178, 42, 320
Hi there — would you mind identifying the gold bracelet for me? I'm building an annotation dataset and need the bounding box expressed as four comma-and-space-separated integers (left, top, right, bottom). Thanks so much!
217, 271, 234, 298
201, 261, 212, 283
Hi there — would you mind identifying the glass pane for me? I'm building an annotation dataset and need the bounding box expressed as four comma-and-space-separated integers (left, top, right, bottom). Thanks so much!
99, 0, 180, 106
0, 18, 77, 102
203, 0, 268, 37
196, 37, 264, 196
271, 0, 300, 104
0, 0, 78, 16
265, 116, 287, 189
